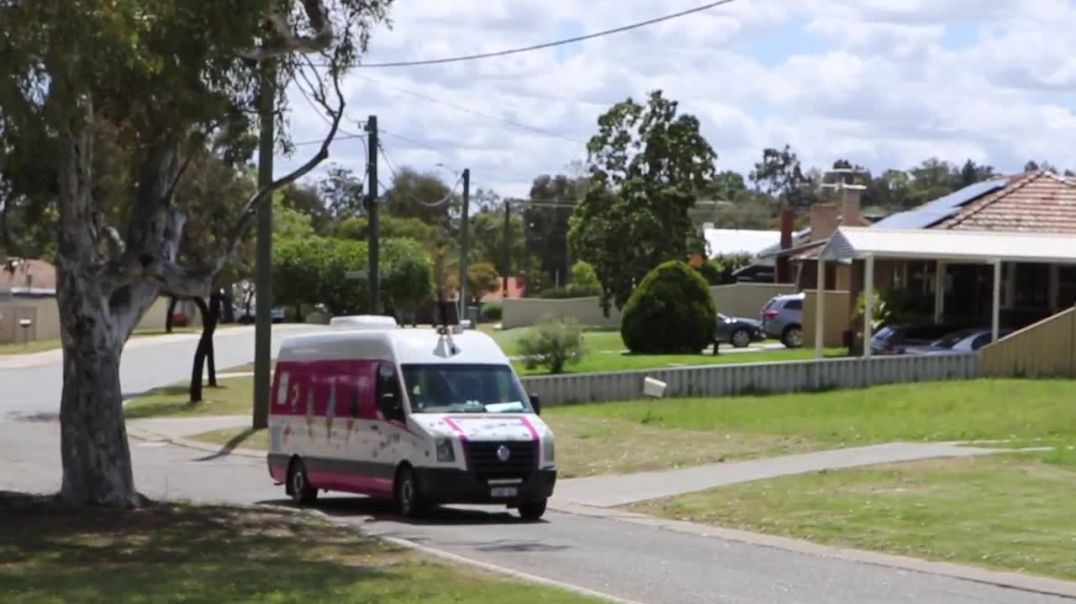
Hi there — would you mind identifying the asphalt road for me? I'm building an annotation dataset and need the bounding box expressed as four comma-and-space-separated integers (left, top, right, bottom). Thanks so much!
0, 331, 1071, 604
0, 325, 313, 420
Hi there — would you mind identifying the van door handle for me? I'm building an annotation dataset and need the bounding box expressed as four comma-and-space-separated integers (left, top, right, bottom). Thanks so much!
371, 424, 379, 431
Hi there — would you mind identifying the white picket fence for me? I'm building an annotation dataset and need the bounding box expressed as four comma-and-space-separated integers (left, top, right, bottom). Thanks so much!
519, 353, 982, 407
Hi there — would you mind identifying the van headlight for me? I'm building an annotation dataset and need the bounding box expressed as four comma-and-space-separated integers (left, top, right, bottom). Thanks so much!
543, 439, 555, 466
435, 437, 455, 462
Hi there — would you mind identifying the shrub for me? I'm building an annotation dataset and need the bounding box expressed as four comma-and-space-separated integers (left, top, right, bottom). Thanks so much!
696, 260, 723, 286
517, 319, 586, 374
566, 261, 602, 297
480, 302, 502, 322
621, 260, 716, 354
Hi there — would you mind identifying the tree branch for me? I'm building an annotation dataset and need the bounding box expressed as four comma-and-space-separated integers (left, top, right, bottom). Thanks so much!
214, 57, 345, 272
240, 0, 334, 61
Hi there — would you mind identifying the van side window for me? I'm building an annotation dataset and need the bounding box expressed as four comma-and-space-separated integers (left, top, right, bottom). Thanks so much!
377, 364, 405, 422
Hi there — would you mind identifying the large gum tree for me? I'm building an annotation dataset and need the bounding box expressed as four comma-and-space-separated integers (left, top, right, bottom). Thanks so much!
0, 0, 392, 507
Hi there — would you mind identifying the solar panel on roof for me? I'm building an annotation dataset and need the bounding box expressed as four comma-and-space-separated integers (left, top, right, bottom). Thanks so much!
873, 179, 1008, 230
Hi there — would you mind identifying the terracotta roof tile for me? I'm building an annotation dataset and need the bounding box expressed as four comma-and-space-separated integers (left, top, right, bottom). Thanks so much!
940, 171, 1076, 234
0, 259, 57, 293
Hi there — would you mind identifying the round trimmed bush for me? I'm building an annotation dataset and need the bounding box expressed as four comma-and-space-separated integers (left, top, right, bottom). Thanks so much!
621, 260, 716, 354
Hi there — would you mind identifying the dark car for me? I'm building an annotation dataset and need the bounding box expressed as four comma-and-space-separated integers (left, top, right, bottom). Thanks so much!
715, 313, 765, 349
905, 328, 1013, 355
236, 307, 285, 324
869, 324, 965, 356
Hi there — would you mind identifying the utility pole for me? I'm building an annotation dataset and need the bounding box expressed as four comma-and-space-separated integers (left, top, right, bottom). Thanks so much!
457, 168, 471, 321
252, 59, 275, 431
366, 115, 380, 314
502, 201, 511, 296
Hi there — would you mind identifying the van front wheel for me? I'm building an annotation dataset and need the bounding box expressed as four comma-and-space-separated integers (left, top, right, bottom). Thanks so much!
518, 499, 547, 521
394, 466, 424, 517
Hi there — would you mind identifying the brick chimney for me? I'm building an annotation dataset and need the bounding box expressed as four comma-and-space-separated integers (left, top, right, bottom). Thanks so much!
839, 185, 866, 226
809, 203, 839, 242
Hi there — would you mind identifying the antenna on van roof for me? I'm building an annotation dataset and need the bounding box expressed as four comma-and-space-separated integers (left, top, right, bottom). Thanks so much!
434, 299, 461, 357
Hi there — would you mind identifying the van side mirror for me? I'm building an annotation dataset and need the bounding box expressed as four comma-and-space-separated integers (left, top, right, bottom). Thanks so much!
530, 393, 541, 415
380, 392, 404, 422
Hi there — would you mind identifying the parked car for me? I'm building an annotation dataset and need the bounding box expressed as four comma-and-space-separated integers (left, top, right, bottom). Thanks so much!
236, 307, 285, 324
869, 323, 965, 356
905, 328, 1013, 355
761, 293, 804, 348
715, 313, 765, 348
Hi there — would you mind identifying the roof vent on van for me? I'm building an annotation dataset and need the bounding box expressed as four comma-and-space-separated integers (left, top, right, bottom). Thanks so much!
329, 315, 399, 330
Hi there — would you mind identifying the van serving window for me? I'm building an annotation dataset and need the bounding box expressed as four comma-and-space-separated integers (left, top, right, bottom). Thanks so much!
402, 364, 530, 415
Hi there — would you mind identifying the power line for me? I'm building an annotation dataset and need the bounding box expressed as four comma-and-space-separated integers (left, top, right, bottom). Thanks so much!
292, 132, 366, 147
347, 0, 738, 69
355, 74, 585, 145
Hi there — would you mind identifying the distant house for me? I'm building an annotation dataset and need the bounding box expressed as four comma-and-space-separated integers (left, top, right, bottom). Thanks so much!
794, 171, 1076, 349
0, 257, 184, 344
0, 258, 57, 298
480, 276, 527, 303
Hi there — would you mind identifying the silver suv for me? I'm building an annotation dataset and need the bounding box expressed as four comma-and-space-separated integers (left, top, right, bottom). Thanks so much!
761, 293, 804, 348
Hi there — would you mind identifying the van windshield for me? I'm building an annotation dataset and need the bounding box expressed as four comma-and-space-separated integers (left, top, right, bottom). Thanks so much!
401, 364, 532, 414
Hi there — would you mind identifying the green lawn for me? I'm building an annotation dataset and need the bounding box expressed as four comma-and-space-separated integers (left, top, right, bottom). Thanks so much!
154, 378, 1075, 479
124, 377, 254, 420
0, 493, 596, 603
554, 379, 1076, 451
191, 418, 816, 480
632, 454, 1076, 581
490, 326, 845, 376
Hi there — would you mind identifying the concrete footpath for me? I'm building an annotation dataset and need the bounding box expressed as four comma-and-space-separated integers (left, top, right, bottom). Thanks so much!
128, 416, 1029, 507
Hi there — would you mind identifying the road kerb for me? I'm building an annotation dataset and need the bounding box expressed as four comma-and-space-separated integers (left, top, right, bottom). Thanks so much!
126, 425, 263, 459
549, 501, 1076, 601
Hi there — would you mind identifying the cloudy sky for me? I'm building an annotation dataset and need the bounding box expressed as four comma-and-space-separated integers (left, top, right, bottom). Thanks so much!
279, 0, 1076, 198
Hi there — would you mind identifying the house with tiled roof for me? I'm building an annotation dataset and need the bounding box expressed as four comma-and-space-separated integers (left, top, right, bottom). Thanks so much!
787, 171, 1076, 349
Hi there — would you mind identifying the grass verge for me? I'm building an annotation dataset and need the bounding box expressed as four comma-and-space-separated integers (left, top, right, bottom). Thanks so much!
124, 376, 253, 420
0, 492, 596, 603
630, 454, 1076, 581
190, 416, 818, 479
554, 379, 1076, 456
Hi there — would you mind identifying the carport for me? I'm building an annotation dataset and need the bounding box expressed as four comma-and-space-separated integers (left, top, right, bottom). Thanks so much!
813, 227, 1076, 358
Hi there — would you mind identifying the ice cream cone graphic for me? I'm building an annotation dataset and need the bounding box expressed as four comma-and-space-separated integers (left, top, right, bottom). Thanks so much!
325, 380, 336, 442
305, 389, 315, 440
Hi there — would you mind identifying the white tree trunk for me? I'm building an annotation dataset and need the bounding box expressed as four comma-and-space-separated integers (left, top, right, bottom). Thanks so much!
54, 110, 158, 507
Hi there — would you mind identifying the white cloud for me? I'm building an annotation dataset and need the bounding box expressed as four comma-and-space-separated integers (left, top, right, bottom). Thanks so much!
277, 0, 1076, 198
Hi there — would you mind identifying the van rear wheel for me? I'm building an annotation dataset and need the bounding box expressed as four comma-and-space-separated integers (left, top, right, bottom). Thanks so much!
288, 459, 318, 505
394, 466, 424, 517
518, 499, 547, 521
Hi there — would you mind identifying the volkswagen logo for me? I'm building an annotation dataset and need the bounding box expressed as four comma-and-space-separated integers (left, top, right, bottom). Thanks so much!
496, 445, 511, 462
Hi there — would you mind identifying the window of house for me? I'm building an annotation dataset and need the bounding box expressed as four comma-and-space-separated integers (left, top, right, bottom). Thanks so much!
1059, 266, 1076, 309
1013, 263, 1051, 310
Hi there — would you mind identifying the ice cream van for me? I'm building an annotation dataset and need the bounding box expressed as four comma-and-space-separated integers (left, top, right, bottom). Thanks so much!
266, 317, 556, 520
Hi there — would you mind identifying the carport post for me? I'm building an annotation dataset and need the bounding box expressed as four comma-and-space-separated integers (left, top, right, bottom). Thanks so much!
815, 258, 826, 358
934, 261, 946, 324
863, 254, 875, 359
991, 259, 1002, 342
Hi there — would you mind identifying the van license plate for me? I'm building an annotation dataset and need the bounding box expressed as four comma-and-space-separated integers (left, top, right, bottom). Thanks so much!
491, 486, 518, 498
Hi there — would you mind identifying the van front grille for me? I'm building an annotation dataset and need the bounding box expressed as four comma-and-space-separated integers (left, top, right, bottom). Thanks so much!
465, 441, 537, 479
